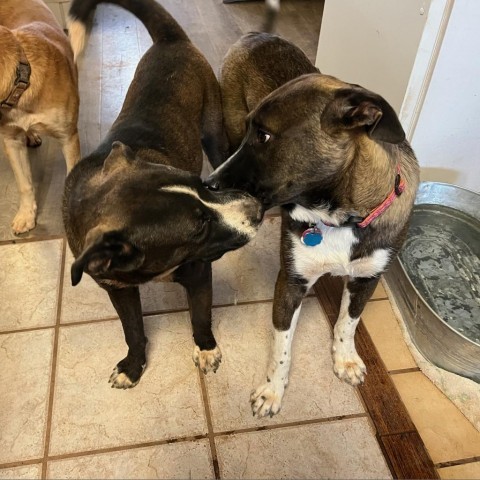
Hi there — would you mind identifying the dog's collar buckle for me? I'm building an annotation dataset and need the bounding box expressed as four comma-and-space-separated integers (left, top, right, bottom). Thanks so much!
0, 55, 31, 110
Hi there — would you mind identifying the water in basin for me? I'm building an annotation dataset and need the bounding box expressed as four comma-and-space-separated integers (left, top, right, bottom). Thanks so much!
400, 204, 480, 344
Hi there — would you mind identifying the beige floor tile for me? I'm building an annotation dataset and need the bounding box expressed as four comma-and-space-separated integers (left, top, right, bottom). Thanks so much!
362, 300, 417, 371
61, 249, 188, 323
392, 372, 480, 463
438, 461, 480, 479
0, 330, 54, 463
0, 239, 62, 331
216, 417, 391, 479
49, 314, 206, 455
371, 280, 388, 299
0, 464, 42, 479
205, 298, 364, 431
47, 440, 214, 479
212, 216, 280, 305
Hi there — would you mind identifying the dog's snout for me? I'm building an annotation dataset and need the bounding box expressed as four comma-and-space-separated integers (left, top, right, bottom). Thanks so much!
203, 176, 220, 191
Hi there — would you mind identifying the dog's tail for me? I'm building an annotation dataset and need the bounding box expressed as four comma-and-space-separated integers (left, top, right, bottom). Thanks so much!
68, 0, 188, 61
262, 0, 280, 33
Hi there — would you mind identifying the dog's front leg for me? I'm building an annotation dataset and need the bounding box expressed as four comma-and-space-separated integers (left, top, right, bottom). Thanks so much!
106, 286, 148, 389
59, 130, 81, 173
3, 135, 37, 234
332, 276, 380, 386
174, 261, 222, 374
251, 267, 307, 418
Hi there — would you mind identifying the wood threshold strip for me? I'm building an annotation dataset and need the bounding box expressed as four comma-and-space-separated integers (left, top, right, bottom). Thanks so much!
314, 275, 439, 480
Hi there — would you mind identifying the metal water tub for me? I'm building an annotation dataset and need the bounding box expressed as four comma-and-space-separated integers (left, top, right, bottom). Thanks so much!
385, 182, 480, 383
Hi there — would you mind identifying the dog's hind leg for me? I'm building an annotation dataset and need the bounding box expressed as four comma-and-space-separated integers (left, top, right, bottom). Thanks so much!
251, 267, 307, 418
174, 261, 222, 374
3, 135, 37, 234
332, 276, 379, 386
106, 286, 148, 388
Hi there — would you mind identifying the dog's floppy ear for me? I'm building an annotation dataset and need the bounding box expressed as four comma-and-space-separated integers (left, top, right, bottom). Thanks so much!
102, 141, 135, 175
71, 228, 145, 286
321, 89, 405, 144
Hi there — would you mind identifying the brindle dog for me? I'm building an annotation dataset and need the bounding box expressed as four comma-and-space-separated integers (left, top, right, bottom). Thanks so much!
64, 0, 263, 389
206, 33, 419, 417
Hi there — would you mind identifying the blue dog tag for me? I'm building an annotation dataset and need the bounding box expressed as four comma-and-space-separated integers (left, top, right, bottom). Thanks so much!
301, 226, 323, 246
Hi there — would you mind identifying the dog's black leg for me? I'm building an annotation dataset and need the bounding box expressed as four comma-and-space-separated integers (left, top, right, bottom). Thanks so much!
251, 267, 307, 418
173, 261, 221, 373
332, 276, 380, 386
106, 286, 148, 389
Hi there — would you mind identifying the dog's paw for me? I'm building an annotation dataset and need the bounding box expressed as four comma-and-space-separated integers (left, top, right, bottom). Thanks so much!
26, 132, 42, 148
250, 383, 284, 418
193, 345, 222, 374
108, 359, 146, 389
332, 348, 366, 386
12, 206, 37, 234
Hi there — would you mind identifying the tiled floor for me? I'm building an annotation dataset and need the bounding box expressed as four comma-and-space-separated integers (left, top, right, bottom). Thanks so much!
1, 1, 479, 479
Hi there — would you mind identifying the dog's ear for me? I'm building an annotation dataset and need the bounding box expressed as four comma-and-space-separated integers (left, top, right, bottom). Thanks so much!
102, 141, 135, 175
71, 228, 145, 286
321, 89, 405, 144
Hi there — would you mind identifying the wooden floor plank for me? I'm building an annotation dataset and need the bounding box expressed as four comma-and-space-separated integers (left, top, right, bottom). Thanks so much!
381, 432, 439, 479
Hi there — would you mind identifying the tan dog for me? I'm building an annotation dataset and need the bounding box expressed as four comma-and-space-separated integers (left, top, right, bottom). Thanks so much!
0, 0, 80, 234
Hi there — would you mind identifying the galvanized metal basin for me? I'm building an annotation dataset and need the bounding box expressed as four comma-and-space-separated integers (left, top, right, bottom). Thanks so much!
385, 182, 480, 383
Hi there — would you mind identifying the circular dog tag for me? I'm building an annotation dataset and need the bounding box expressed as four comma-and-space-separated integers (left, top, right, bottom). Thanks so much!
301, 227, 323, 246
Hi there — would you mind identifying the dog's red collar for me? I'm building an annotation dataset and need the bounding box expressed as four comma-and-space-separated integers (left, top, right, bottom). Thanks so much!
301, 164, 405, 240
356, 164, 405, 228
0, 49, 31, 110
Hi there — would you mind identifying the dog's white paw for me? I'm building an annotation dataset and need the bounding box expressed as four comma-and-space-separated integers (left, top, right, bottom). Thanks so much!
109, 366, 142, 389
12, 205, 37, 234
250, 383, 284, 418
193, 345, 222, 374
332, 347, 366, 386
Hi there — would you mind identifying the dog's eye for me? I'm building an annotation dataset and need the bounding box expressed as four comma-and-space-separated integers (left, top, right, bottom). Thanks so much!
257, 129, 271, 144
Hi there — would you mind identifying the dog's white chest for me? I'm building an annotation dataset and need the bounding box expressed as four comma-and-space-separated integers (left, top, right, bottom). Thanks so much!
290, 224, 390, 285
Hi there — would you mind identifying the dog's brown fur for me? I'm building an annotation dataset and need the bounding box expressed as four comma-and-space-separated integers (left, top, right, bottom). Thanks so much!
0, 0, 80, 234
220, 32, 318, 151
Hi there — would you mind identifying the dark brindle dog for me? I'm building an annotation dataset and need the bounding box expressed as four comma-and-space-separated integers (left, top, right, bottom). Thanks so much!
63, 0, 262, 389
206, 32, 419, 417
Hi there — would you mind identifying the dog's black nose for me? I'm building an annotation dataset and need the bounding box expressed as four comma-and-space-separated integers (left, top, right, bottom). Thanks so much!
203, 176, 220, 191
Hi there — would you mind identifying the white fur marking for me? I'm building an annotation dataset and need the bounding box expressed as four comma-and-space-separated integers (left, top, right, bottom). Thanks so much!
250, 306, 301, 417
332, 289, 366, 386
289, 225, 390, 287
161, 185, 257, 239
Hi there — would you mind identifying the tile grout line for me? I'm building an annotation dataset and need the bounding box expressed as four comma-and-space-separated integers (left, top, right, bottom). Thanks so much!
1, 298, 283, 336
197, 371, 221, 479
0, 234, 65, 247
0, 434, 209, 469
388, 367, 421, 375
436, 456, 480, 469
212, 412, 369, 437
0, 413, 373, 470
41, 238, 67, 480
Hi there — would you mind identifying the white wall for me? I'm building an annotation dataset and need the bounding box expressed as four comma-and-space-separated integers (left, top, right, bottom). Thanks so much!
410, 0, 480, 191
316, 0, 480, 193
316, 0, 431, 114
